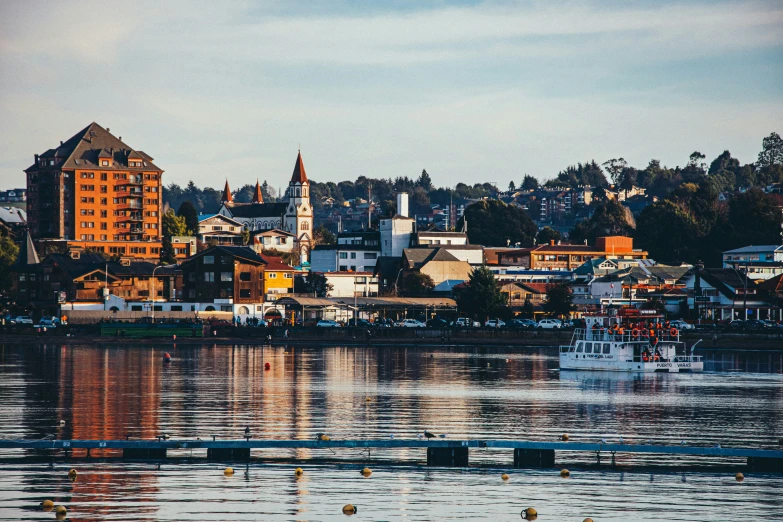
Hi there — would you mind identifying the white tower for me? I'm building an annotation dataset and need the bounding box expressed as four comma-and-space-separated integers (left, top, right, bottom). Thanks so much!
284, 151, 313, 262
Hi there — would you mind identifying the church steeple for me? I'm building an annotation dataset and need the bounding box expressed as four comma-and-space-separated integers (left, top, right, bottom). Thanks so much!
12, 229, 40, 268
290, 151, 308, 184
252, 179, 264, 204
221, 179, 233, 204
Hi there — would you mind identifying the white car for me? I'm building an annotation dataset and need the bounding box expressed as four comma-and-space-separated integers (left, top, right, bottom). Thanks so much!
397, 319, 426, 328
537, 319, 562, 329
670, 320, 695, 330
456, 317, 481, 327
316, 320, 341, 327
485, 319, 506, 328
13, 316, 33, 325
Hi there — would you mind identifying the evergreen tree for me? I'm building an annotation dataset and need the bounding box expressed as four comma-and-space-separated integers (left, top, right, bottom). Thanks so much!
159, 236, 176, 264
454, 266, 506, 319
543, 282, 575, 318
416, 169, 433, 191
177, 201, 199, 235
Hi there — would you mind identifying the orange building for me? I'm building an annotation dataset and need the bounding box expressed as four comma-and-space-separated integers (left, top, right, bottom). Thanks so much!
25, 122, 164, 259
497, 236, 648, 270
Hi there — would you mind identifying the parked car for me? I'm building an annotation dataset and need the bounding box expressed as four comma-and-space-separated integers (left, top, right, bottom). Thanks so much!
537, 318, 562, 329
485, 319, 506, 328
508, 318, 537, 329
316, 319, 341, 327
455, 317, 481, 328
670, 320, 695, 331
38, 316, 61, 326
745, 319, 773, 330
347, 318, 373, 328
397, 319, 426, 328
426, 318, 449, 328
13, 316, 33, 325
728, 320, 746, 330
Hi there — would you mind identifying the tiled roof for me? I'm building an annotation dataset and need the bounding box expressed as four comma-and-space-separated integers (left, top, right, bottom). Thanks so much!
259, 254, 294, 271
26, 122, 161, 172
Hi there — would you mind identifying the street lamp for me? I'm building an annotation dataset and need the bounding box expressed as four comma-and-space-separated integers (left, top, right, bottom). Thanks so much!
393, 268, 404, 296
151, 264, 176, 323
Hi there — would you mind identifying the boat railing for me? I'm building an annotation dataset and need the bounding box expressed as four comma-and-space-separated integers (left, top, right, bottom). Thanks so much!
572, 328, 681, 343
629, 355, 703, 363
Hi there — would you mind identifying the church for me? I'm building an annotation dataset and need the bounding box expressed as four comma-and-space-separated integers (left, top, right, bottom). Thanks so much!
218, 152, 313, 262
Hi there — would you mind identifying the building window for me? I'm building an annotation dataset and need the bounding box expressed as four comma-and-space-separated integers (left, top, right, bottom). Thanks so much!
240, 289, 251, 298
203, 256, 214, 264
203, 272, 215, 282
221, 272, 233, 281
284, 273, 293, 279
268, 273, 277, 279
239, 272, 251, 281
364, 253, 377, 259
101, 160, 109, 166
339, 252, 348, 259
350, 252, 356, 259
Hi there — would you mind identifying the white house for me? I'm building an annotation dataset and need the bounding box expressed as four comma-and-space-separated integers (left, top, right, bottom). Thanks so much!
323, 272, 379, 298
722, 245, 783, 280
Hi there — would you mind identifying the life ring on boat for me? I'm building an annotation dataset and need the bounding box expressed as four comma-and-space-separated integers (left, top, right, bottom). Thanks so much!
670, 328, 678, 336
631, 328, 639, 338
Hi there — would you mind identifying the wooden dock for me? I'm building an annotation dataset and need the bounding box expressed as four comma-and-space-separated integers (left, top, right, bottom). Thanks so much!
2, 438, 782, 471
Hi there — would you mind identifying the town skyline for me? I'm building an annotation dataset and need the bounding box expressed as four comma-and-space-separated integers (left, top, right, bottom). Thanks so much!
1, 1, 782, 188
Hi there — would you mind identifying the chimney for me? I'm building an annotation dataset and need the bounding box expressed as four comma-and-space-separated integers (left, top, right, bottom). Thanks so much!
550, 240, 555, 246
60, 141, 63, 146
106, 127, 110, 132
396, 192, 409, 218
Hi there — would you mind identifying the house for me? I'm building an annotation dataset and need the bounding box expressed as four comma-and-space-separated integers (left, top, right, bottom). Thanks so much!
0, 188, 26, 203
497, 236, 648, 271
180, 246, 294, 307
681, 268, 779, 322
252, 229, 296, 254
197, 214, 244, 245
311, 231, 381, 273
401, 247, 473, 286
500, 281, 548, 312
322, 272, 379, 298
0, 206, 26, 226
171, 236, 197, 257
413, 230, 468, 246
722, 245, 783, 281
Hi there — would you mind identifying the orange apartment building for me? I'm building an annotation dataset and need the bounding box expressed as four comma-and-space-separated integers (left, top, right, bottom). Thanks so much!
497, 236, 648, 270
25, 122, 164, 259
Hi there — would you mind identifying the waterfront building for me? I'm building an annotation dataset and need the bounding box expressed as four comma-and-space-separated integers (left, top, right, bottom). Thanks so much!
311, 231, 380, 273
322, 272, 379, 298
722, 245, 783, 281
24, 123, 164, 259
218, 152, 313, 262
497, 236, 648, 271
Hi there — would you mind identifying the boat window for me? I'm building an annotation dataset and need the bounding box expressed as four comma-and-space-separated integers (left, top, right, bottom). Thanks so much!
602, 343, 609, 354
569, 344, 575, 352
585, 343, 592, 353
576, 342, 583, 353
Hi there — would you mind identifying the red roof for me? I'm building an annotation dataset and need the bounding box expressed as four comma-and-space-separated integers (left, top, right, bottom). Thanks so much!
259, 254, 294, 271
221, 180, 232, 203
291, 151, 308, 184
518, 282, 549, 294
252, 180, 264, 203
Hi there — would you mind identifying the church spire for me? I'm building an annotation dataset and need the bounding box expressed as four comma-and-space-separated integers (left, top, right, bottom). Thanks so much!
221, 179, 233, 204
290, 151, 308, 184
12, 229, 40, 268
252, 179, 264, 204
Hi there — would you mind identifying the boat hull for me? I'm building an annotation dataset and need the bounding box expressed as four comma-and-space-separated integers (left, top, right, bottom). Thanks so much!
559, 356, 703, 373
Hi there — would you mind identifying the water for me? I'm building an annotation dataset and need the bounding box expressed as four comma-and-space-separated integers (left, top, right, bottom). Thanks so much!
1, 342, 782, 520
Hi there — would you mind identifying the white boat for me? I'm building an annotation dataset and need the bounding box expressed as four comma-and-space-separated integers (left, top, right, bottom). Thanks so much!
559, 309, 703, 373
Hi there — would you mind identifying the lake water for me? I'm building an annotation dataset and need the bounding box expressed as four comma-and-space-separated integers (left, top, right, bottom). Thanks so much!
0, 342, 782, 520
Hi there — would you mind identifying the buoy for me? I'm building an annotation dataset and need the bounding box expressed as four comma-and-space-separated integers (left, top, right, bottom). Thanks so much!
295, 467, 303, 477
560, 433, 569, 441
264, 362, 271, 370
523, 507, 538, 520
583, 518, 594, 522
361, 467, 372, 477
59, 420, 65, 426
317, 433, 331, 441
224, 467, 234, 476
163, 352, 171, 362
365, 397, 372, 402
67, 469, 77, 479
501, 473, 509, 481
736, 472, 744, 482
40, 500, 55, 511
55, 505, 67, 515
342, 504, 357, 515
560, 468, 570, 477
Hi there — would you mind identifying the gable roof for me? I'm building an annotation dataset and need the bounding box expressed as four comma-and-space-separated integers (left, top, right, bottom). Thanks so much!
0, 207, 26, 224
199, 213, 243, 226
26, 122, 161, 172
403, 247, 461, 269
224, 202, 288, 219
723, 245, 783, 255
253, 228, 295, 238
12, 230, 40, 267
258, 254, 295, 271
291, 151, 308, 184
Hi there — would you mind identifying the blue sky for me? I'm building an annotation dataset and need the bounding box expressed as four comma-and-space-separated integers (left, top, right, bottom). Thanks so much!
0, 0, 781, 191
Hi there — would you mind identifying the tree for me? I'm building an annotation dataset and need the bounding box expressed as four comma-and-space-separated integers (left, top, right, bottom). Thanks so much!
177, 201, 199, 235
458, 199, 537, 247
313, 224, 336, 246
688, 151, 706, 169
242, 229, 250, 245
569, 199, 634, 245
508, 181, 516, 192
521, 175, 539, 191
0, 235, 20, 293
403, 272, 435, 296
416, 169, 433, 191
162, 209, 187, 238
635, 200, 699, 263
536, 226, 561, 245
159, 236, 176, 264
543, 282, 574, 318
454, 266, 506, 319
521, 299, 535, 319
602, 158, 628, 185
758, 132, 783, 168
618, 168, 637, 197
295, 272, 332, 297
724, 189, 783, 248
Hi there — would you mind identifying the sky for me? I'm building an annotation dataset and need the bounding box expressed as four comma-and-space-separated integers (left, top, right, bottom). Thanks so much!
0, 0, 781, 191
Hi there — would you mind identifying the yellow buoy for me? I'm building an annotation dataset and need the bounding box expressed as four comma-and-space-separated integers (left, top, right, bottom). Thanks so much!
560, 468, 570, 478
342, 504, 357, 515
523, 507, 538, 520
361, 467, 372, 477
55, 505, 67, 515
295, 467, 304, 477
365, 397, 372, 402
736, 472, 744, 482
67, 469, 77, 479
40, 499, 55, 511
560, 433, 569, 441
501, 473, 509, 481
224, 467, 234, 476
583, 518, 594, 522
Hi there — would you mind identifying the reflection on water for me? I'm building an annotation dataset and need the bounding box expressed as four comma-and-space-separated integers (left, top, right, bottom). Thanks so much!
0, 343, 782, 520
